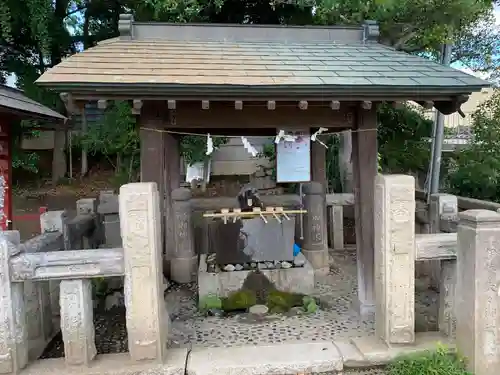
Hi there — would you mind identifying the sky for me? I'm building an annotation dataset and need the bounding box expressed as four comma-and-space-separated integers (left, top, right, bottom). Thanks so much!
5, 4, 500, 88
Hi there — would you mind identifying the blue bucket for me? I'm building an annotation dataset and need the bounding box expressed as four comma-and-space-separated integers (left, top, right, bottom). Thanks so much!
293, 243, 301, 257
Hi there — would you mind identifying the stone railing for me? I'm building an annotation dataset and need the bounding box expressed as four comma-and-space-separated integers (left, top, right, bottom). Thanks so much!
377, 175, 500, 375
0, 183, 167, 374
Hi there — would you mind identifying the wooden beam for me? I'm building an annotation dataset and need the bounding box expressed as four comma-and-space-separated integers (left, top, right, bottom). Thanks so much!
267, 100, 276, 110
167, 100, 176, 110
361, 101, 372, 110
235, 101, 243, 110
132, 99, 143, 115
422, 101, 434, 110
330, 101, 341, 110
97, 99, 108, 110
201, 100, 210, 110
157, 102, 349, 129
59, 93, 80, 114
298, 100, 308, 110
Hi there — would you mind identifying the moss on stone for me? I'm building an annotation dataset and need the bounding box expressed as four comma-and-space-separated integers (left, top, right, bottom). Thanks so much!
303, 296, 318, 314
198, 295, 222, 311
221, 290, 257, 312
266, 290, 305, 313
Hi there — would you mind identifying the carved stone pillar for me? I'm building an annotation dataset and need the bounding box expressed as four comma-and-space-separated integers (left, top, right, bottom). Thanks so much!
0, 237, 28, 374
40, 210, 66, 322
456, 210, 500, 375
119, 182, 168, 362
374, 174, 415, 344
301, 182, 328, 273
171, 188, 196, 283
438, 259, 456, 338
60, 279, 96, 365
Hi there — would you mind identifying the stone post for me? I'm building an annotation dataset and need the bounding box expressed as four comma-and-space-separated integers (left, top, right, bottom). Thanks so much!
428, 194, 458, 289
301, 182, 329, 273
0, 237, 28, 374
374, 174, 415, 344
171, 188, 196, 283
119, 182, 168, 362
98, 192, 122, 248
40, 210, 66, 321
59, 279, 96, 365
456, 210, 500, 375
328, 205, 344, 251
76, 198, 97, 249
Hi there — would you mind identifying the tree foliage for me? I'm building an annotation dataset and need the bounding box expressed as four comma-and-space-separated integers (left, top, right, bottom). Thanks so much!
448, 89, 500, 200
0, 0, 497, 175
377, 103, 433, 174
77, 100, 139, 178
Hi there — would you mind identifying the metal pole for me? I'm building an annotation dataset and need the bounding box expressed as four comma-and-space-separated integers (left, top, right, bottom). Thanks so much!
429, 43, 452, 194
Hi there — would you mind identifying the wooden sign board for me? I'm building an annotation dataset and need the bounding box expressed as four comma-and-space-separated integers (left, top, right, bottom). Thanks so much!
276, 129, 311, 183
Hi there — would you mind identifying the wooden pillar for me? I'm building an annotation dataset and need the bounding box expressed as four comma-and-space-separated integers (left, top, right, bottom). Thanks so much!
139, 104, 180, 277
311, 135, 328, 253
311, 138, 327, 191
164, 130, 180, 276
0, 120, 12, 230
352, 105, 378, 317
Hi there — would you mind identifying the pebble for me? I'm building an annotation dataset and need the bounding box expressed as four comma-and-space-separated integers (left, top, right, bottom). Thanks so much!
257, 262, 267, 270
281, 261, 292, 269
223, 264, 236, 272
249, 304, 269, 316
250, 262, 257, 268
235, 264, 244, 271
265, 261, 274, 269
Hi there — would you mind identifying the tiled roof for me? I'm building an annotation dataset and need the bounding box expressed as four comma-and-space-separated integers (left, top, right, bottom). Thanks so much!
0, 85, 66, 121
37, 39, 488, 90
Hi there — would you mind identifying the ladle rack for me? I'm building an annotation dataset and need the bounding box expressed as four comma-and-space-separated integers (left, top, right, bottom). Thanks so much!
202, 206, 307, 224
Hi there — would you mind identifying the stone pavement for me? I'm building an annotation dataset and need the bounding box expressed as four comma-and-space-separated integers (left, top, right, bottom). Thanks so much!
24, 332, 449, 375
41, 248, 439, 358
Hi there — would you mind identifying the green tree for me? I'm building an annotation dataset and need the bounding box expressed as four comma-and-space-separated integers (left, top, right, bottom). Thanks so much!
77, 101, 139, 180
448, 89, 500, 200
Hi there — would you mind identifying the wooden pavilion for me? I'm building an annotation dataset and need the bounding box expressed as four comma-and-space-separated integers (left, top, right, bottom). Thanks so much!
36, 14, 490, 315
0, 84, 66, 231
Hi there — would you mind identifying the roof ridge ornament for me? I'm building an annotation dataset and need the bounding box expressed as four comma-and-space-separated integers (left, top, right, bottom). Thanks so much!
119, 14, 134, 40
363, 20, 379, 43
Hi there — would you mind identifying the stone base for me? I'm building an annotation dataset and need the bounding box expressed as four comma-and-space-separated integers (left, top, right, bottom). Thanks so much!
198, 254, 315, 300
171, 255, 198, 284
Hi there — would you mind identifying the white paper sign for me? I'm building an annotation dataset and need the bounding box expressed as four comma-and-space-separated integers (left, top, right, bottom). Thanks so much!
276, 130, 311, 183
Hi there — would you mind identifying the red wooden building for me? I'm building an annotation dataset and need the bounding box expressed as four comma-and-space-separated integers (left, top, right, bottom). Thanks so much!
0, 84, 66, 230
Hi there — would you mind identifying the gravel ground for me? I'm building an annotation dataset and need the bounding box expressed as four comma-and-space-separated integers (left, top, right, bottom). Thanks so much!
41, 249, 438, 359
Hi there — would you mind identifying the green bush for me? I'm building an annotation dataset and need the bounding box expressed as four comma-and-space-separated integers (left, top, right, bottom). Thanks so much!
387, 346, 471, 375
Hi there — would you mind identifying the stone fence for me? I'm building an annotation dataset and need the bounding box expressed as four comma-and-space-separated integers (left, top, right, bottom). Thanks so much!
380, 175, 499, 375
0, 183, 167, 374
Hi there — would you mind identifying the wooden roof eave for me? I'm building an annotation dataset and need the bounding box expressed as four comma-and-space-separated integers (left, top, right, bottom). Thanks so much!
0, 105, 67, 124
39, 82, 485, 116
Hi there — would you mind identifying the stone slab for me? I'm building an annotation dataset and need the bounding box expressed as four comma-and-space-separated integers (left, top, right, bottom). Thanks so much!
186, 342, 342, 375
198, 254, 314, 299
213, 217, 295, 264
349, 332, 454, 367
18, 350, 187, 375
